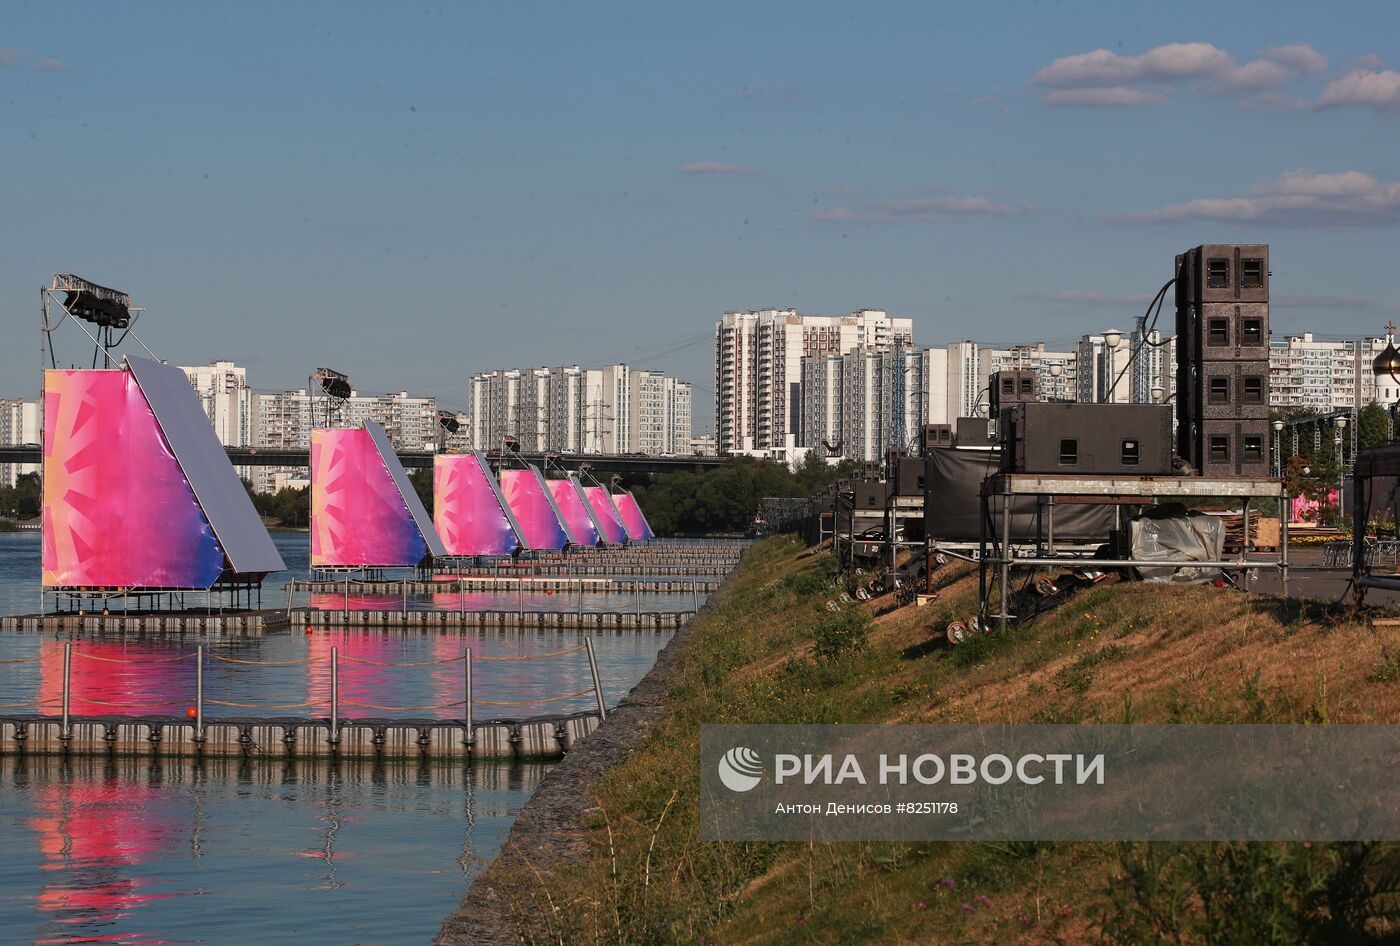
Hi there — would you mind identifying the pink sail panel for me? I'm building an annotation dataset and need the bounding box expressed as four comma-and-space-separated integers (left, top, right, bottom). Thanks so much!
584, 486, 628, 545
499, 466, 570, 550
434, 453, 523, 556
547, 476, 601, 547
613, 491, 655, 542
311, 428, 429, 567
42, 370, 224, 588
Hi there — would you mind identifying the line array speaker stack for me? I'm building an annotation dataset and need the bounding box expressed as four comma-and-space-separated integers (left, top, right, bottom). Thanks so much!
1174, 244, 1271, 477
988, 368, 1038, 415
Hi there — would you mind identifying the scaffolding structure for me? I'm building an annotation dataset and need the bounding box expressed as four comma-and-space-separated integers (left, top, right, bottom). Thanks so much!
978, 473, 1290, 631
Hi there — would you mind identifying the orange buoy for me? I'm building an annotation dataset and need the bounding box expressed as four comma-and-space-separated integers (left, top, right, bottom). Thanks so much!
306, 625, 314, 634
186, 706, 198, 719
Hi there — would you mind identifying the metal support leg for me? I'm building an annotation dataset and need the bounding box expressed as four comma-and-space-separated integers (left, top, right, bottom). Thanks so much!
584, 636, 607, 720
195, 644, 204, 743
329, 646, 339, 745
464, 647, 474, 747
61, 642, 72, 741
999, 488, 1012, 632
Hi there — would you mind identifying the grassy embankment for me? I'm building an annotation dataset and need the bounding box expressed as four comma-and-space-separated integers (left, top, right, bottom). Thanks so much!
508, 536, 1399, 945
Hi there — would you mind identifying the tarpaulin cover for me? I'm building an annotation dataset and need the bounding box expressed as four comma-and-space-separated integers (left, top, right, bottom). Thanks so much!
499, 466, 570, 549
1130, 508, 1225, 583
584, 485, 629, 545
614, 491, 654, 542
42, 369, 225, 588
547, 475, 602, 547
127, 355, 285, 575
923, 447, 1115, 544
434, 453, 523, 556
311, 425, 431, 567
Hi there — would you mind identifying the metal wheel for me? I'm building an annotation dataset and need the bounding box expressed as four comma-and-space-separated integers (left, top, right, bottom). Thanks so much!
945, 620, 968, 645
1034, 576, 1058, 597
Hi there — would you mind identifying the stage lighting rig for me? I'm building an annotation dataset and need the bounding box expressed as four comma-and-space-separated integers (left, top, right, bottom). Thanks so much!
42, 273, 154, 369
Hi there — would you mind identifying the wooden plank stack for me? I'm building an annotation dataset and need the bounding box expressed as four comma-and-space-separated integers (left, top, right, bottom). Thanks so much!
1214, 514, 1280, 552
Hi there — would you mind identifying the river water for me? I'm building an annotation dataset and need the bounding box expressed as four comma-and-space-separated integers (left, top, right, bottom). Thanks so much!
0, 531, 695, 945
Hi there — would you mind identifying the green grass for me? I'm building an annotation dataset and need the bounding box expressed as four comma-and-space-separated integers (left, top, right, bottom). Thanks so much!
502, 536, 1400, 946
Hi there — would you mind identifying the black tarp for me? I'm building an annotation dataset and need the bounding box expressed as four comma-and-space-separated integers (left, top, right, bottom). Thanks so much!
924, 447, 1116, 544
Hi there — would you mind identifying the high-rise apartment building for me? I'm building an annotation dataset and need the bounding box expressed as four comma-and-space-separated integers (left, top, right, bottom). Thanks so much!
470, 364, 691, 455
715, 308, 913, 454
180, 361, 254, 447
0, 398, 41, 490
798, 345, 924, 461
1269, 333, 1385, 413
630, 370, 693, 456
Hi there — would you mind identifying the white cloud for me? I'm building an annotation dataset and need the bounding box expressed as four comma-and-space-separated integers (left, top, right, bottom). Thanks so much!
679, 161, 760, 176
1034, 41, 1325, 106
1043, 87, 1170, 107
1316, 67, 1400, 111
813, 194, 1022, 224
1115, 169, 1400, 227
1265, 45, 1327, 75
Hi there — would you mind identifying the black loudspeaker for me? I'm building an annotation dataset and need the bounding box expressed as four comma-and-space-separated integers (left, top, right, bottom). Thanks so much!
988, 368, 1037, 414
954, 416, 990, 446
1184, 419, 1271, 478
923, 424, 953, 450
1192, 361, 1270, 420
854, 481, 888, 509
1176, 244, 1269, 304
1000, 403, 1174, 475
1174, 243, 1272, 478
892, 457, 925, 497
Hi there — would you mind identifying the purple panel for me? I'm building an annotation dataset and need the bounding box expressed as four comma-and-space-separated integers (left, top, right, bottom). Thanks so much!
311, 428, 428, 567
435, 453, 523, 556
547, 477, 601, 547
499, 466, 570, 550
584, 486, 628, 545
614, 491, 655, 542
41, 370, 224, 589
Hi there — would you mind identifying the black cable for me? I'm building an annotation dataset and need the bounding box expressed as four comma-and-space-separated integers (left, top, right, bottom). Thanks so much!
1103, 278, 1175, 401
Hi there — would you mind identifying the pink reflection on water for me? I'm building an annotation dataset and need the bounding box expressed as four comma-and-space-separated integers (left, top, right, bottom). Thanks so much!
28, 779, 188, 944
38, 640, 192, 717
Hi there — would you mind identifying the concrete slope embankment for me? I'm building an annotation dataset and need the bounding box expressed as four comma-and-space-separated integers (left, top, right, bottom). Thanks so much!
433, 554, 743, 946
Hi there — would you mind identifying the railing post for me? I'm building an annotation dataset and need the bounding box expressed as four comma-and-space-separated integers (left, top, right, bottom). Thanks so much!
195, 644, 204, 742
464, 647, 474, 747
584, 636, 606, 720
286, 581, 294, 618
518, 579, 525, 618
61, 642, 72, 740
328, 645, 340, 747
692, 580, 699, 614
402, 578, 408, 612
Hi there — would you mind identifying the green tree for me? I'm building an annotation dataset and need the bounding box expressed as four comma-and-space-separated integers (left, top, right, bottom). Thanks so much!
409, 467, 434, 514
1357, 403, 1391, 450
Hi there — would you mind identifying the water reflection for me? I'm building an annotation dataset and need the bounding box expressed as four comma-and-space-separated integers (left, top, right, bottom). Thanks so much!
1, 754, 545, 946
2, 629, 670, 720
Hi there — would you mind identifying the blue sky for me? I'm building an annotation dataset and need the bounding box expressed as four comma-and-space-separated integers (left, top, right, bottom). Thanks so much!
3, 2, 1398, 426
